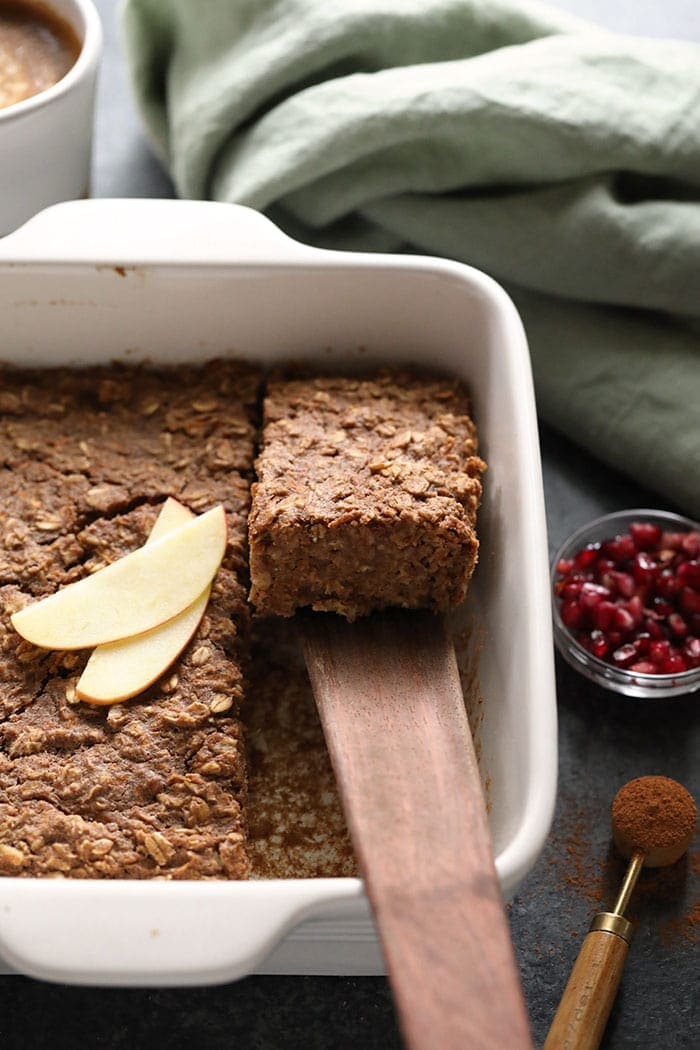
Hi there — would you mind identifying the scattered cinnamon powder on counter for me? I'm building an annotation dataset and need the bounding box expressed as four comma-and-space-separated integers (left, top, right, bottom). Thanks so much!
660, 897, 700, 947
545, 791, 607, 906
546, 787, 699, 949
657, 843, 700, 947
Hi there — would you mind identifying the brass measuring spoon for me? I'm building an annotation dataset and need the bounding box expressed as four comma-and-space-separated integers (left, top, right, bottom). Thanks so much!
544, 776, 697, 1050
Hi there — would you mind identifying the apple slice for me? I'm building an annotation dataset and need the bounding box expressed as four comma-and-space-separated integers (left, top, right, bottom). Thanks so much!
11, 505, 227, 650
146, 496, 195, 543
76, 499, 210, 704
75, 587, 210, 705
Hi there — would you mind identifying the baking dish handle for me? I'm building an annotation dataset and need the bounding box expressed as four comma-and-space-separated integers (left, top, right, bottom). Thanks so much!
0, 879, 363, 986
0, 199, 321, 266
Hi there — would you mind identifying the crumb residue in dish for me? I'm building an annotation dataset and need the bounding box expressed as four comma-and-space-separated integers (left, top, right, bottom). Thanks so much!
451, 613, 489, 808
245, 618, 357, 879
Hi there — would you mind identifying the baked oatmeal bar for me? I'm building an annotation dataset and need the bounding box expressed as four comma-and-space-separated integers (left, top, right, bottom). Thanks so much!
248, 371, 485, 620
0, 360, 260, 879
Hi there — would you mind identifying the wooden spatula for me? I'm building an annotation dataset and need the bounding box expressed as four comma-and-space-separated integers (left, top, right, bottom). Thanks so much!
299, 607, 532, 1050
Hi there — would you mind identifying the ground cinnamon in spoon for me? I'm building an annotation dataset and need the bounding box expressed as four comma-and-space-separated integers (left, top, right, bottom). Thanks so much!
612, 775, 697, 853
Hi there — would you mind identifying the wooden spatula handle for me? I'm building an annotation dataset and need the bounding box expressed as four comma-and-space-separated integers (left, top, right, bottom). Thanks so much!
544, 923, 630, 1050
300, 610, 532, 1050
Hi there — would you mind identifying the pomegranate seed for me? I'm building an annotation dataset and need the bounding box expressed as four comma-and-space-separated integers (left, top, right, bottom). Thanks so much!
580, 583, 611, 611
668, 613, 688, 638
633, 551, 657, 585
684, 562, 700, 588
593, 601, 617, 631
589, 630, 609, 659
656, 568, 679, 598
652, 596, 673, 618
680, 532, 700, 557
596, 558, 616, 576
678, 560, 700, 587
661, 531, 685, 550
559, 571, 588, 587
581, 581, 610, 596
644, 618, 667, 640
561, 600, 583, 629
682, 637, 700, 668
574, 543, 601, 570
630, 661, 658, 674
603, 535, 636, 561
556, 558, 574, 574
660, 653, 688, 674
561, 581, 583, 600
613, 607, 635, 632
649, 640, 671, 665
630, 522, 662, 549
679, 587, 699, 615
624, 595, 643, 623
611, 571, 635, 597
607, 630, 623, 648
612, 644, 637, 668
633, 633, 651, 654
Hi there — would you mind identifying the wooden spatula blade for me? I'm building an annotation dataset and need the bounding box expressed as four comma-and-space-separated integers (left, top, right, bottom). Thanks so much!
300, 608, 532, 1050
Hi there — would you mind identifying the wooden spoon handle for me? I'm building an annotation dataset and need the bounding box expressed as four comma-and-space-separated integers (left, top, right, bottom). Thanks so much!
300, 610, 532, 1050
544, 925, 630, 1050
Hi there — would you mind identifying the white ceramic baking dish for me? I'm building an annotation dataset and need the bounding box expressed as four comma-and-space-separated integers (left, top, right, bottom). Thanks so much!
0, 199, 556, 985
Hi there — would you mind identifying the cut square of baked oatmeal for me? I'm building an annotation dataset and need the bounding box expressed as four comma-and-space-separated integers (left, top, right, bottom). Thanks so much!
248, 371, 485, 621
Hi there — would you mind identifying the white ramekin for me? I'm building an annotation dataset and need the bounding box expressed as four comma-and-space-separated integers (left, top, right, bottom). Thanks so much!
0, 0, 102, 236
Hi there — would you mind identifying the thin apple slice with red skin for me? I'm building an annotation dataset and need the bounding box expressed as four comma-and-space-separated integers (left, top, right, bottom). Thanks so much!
77, 497, 211, 705
11, 505, 227, 650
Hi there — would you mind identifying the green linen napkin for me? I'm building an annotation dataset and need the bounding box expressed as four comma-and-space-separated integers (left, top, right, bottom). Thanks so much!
122, 0, 700, 516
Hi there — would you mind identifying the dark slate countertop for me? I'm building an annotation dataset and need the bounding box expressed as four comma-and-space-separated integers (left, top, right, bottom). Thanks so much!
0, 2, 697, 1048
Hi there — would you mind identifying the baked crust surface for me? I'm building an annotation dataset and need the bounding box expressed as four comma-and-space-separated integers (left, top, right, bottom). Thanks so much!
0, 361, 260, 879
249, 371, 485, 620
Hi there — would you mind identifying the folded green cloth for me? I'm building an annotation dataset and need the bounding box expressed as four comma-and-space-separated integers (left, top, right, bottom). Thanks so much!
122, 0, 700, 516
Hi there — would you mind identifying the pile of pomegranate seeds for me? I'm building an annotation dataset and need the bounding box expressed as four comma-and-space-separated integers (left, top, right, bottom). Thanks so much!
554, 522, 700, 675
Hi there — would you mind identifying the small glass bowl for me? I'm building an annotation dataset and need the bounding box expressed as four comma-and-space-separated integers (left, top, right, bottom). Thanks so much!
551, 509, 700, 698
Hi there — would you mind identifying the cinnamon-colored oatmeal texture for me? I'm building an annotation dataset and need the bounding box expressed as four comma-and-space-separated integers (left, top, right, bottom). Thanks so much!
0, 361, 260, 879
249, 371, 486, 620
